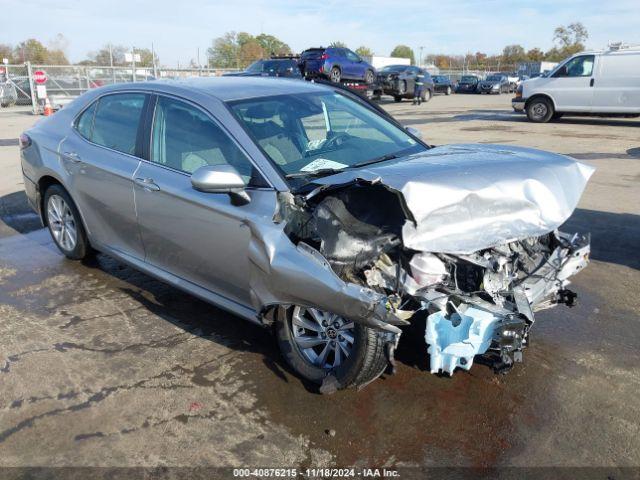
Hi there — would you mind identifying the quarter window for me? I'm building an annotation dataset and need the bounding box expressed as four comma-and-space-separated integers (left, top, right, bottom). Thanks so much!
75, 101, 97, 140
90, 93, 146, 155
150, 96, 265, 185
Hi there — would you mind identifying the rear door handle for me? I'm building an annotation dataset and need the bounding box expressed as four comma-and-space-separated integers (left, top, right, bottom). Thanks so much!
590, 78, 595, 87
134, 177, 160, 191
63, 151, 82, 163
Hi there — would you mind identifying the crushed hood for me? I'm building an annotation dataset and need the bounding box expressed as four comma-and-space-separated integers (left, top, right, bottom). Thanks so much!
306, 144, 595, 254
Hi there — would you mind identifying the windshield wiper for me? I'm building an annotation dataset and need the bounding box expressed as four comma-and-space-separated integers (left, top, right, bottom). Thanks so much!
285, 168, 345, 179
351, 153, 400, 168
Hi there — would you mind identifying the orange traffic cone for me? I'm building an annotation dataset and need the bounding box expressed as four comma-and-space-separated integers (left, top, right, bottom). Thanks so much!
43, 98, 53, 116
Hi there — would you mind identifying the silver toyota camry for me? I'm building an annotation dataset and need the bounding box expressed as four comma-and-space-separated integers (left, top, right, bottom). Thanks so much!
20, 77, 594, 392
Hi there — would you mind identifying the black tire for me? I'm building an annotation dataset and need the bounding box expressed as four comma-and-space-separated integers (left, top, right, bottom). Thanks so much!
43, 184, 92, 260
445, 86, 451, 96
364, 69, 374, 85
393, 95, 402, 102
275, 306, 388, 390
526, 96, 554, 123
329, 66, 341, 83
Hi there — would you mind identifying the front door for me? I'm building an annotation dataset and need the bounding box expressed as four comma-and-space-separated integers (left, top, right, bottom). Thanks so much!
61, 92, 148, 259
133, 95, 277, 307
544, 55, 596, 111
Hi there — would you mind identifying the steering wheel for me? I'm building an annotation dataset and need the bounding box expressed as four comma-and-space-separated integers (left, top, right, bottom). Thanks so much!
322, 132, 352, 150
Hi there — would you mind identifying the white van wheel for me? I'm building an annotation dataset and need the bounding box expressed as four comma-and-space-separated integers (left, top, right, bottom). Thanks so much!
526, 97, 554, 123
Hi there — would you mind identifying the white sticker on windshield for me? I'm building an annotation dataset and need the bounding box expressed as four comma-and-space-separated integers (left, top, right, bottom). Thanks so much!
300, 158, 348, 172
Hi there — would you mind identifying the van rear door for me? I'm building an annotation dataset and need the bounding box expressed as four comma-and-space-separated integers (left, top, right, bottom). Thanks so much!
592, 52, 640, 113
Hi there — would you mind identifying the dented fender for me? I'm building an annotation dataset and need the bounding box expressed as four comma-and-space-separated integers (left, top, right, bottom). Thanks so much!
244, 219, 405, 334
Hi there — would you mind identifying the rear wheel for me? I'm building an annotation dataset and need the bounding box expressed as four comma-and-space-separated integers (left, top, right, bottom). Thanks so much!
445, 86, 452, 95
275, 305, 388, 390
526, 97, 554, 123
329, 66, 341, 83
44, 185, 92, 260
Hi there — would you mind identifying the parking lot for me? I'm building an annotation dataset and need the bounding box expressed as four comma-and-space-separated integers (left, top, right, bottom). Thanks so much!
1, 93, 639, 469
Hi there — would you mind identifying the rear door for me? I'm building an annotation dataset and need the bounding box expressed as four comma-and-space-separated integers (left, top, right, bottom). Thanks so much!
592, 52, 640, 113
133, 94, 277, 307
61, 92, 148, 259
544, 54, 596, 111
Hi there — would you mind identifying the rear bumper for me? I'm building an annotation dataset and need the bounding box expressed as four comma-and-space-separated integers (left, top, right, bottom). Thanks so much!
22, 172, 40, 217
512, 98, 525, 112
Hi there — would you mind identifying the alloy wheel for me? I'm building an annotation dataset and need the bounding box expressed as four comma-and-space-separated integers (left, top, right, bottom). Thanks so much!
47, 194, 77, 251
365, 70, 374, 84
290, 306, 355, 370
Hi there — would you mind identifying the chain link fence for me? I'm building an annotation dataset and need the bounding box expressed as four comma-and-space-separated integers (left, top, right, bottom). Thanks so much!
0, 63, 239, 114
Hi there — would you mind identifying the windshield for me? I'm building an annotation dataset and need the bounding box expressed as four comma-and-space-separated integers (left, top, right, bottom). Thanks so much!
460, 76, 477, 83
486, 75, 503, 82
229, 92, 427, 180
246, 60, 289, 73
380, 65, 408, 73
432, 76, 446, 82
246, 61, 266, 73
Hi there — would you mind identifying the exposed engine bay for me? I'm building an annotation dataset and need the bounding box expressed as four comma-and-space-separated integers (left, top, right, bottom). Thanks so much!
246, 144, 594, 377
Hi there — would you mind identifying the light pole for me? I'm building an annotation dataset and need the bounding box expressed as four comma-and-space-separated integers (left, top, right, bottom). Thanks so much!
419, 46, 424, 67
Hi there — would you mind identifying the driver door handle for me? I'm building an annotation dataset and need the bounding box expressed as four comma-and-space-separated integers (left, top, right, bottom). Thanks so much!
135, 177, 160, 192
590, 78, 595, 87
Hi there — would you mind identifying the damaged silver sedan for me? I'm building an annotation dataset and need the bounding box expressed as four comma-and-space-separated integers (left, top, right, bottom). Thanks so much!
20, 78, 594, 391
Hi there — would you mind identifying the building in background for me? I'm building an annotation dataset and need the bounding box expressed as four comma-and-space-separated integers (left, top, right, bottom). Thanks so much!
517, 61, 558, 77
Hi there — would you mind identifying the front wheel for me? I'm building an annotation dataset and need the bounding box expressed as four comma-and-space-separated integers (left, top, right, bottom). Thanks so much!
445, 86, 451, 95
44, 184, 92, 260
422, 89, 432, 102
364, 69, 374, 85
275, 305, 389, 390
526, 97, 554, 123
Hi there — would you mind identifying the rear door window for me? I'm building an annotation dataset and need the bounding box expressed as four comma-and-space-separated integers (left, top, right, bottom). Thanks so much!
90, 93, 146, 155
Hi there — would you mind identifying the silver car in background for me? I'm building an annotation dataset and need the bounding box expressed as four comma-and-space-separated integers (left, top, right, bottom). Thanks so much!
20, 78, 593, 392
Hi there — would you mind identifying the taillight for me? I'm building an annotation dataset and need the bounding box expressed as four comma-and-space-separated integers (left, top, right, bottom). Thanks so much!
320, 53, 329, 60
19, 133, 31, 150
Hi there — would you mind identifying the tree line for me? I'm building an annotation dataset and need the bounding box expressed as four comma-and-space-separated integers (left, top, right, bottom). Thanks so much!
2, 23, 588, 71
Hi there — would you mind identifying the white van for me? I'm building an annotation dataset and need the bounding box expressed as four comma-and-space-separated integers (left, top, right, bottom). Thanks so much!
512, 44, 640, 122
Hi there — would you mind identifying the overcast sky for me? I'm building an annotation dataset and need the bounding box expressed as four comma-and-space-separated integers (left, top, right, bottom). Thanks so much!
3, 0, 639, 66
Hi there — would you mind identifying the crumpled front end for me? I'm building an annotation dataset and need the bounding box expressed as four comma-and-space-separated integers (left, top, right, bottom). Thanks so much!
249, 145, 594, 376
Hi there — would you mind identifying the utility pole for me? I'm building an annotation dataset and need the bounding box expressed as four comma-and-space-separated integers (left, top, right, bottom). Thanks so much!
419, 46, 424, 68
151, 42, 158, 78
109, 43, 115, 84
132, 46, 136, 82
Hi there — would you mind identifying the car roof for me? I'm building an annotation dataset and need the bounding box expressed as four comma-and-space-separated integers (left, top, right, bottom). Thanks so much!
99, 76, 328, 102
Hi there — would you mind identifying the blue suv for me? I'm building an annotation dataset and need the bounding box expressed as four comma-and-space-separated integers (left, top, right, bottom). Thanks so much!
299, 47, 376, 84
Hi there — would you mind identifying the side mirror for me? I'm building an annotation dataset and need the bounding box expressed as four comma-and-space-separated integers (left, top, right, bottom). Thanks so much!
406, 126, 422, 139
191, 165, 251, 205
